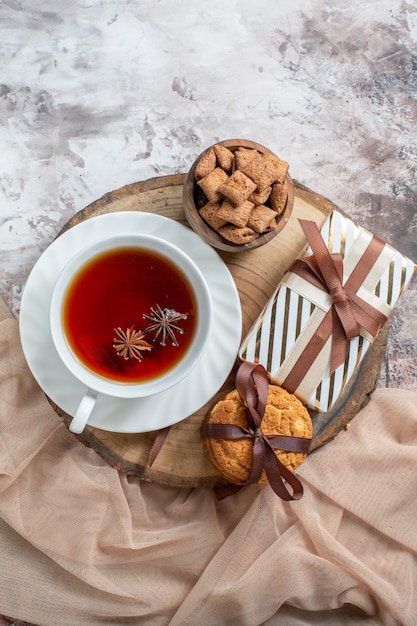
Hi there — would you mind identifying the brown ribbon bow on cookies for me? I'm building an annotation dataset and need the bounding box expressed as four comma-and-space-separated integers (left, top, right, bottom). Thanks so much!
202, 361, 311, 501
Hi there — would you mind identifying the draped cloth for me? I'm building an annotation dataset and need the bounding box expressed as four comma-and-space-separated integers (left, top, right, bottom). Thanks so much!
0, 296, 416, 626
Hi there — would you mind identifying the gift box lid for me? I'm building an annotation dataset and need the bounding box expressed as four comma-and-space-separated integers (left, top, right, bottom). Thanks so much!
239, 211, 416, 412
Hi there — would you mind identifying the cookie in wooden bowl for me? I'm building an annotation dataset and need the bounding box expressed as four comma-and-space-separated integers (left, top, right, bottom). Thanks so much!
183, 139, 294, 252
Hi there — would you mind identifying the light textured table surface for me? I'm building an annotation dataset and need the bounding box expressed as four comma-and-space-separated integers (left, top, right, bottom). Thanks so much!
1, 2, 416, 376
0, 2, 416, 624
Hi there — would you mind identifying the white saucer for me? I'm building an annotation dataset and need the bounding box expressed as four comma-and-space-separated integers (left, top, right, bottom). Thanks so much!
19, 211, 242, 433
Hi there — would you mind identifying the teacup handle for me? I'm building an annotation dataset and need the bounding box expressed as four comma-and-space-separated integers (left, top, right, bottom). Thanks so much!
69, 389, 98, 434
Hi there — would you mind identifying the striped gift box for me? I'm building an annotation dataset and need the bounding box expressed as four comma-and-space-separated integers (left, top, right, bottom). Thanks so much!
239, 211, 416, 412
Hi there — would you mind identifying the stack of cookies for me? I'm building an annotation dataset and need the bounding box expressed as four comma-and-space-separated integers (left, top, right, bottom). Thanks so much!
194, 143, 290, 245
203, 383, 312, 487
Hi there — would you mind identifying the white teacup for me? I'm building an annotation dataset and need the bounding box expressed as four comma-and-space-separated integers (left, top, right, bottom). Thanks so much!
50, 233, 212, 434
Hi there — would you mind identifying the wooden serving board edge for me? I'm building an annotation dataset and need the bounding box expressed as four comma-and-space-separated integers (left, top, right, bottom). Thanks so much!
48, 175, 388, 488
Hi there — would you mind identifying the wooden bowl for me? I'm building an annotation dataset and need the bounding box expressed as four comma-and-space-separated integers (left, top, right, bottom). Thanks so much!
183, 139, 294, 252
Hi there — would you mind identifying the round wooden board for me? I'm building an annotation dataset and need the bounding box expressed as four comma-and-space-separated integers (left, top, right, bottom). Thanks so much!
49, 174, 388, 488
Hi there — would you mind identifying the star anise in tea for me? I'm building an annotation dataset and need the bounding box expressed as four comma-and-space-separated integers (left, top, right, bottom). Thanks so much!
113, 326, 153, 361
143, 304, 188, 347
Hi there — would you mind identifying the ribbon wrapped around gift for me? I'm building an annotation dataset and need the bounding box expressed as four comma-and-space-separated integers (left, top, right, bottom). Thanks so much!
201, 361, 311, 501
238, 210, 416, 411
281, 219, 388, 393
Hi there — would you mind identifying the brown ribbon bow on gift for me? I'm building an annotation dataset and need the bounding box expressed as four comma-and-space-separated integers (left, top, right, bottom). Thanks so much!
282, 219, 388, 393
202, 361, 311, 501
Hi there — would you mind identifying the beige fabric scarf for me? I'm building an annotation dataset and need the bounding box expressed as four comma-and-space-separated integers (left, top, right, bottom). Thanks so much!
0, 296, 416, 626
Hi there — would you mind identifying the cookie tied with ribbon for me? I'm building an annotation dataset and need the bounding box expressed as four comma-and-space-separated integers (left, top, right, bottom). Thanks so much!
202, 361, 312, 500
